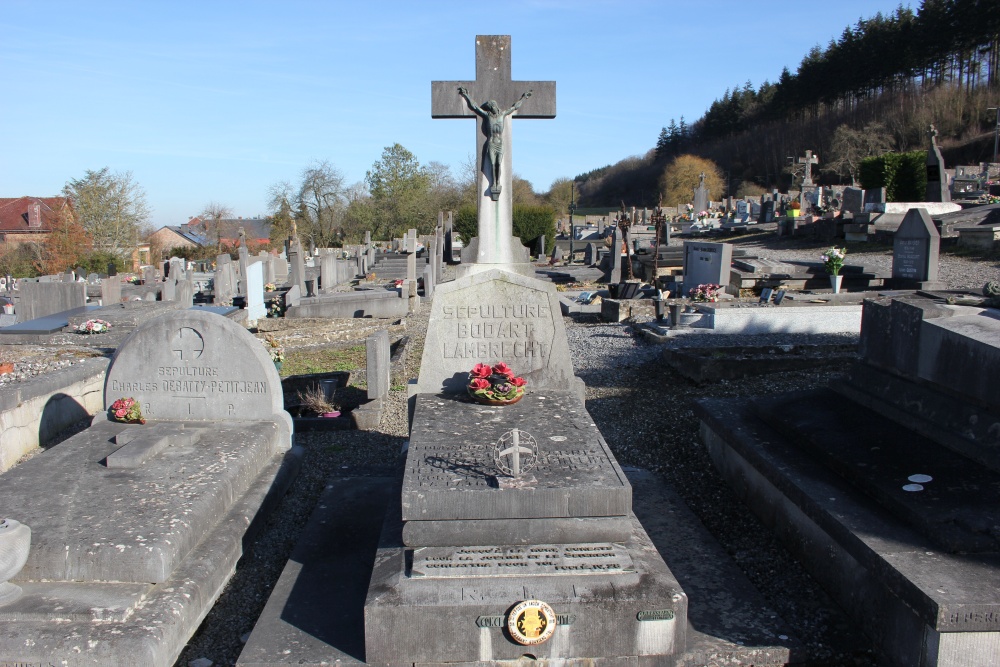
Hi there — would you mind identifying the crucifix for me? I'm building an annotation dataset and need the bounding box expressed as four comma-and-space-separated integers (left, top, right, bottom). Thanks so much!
432, 36, 556, 265
797, 150, 819, 187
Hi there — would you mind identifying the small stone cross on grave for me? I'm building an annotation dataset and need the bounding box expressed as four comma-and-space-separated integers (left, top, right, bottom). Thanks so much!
798, 150, 819, 187
494, 428, 537, 478
432, 36, 555, 265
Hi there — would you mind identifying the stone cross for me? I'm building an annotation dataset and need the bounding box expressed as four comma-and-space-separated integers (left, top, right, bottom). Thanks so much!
432, 35, 555, 265
498, 428, 532, 477
798, 150, 819, 186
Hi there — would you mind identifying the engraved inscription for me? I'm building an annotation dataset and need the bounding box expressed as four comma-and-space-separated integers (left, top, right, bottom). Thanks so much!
412, 543, 634, 578
637, 609, 676, 621
441, 301, 552, 360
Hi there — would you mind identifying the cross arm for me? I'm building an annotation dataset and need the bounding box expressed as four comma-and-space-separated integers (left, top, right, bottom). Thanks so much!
431, 80, 556, 119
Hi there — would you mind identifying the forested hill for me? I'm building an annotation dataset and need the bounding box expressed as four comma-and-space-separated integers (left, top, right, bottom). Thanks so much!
576, 0, 1000, 208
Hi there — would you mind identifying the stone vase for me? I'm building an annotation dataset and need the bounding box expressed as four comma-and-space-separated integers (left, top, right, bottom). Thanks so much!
0, 518, 31, 606
830, 274, 843, 294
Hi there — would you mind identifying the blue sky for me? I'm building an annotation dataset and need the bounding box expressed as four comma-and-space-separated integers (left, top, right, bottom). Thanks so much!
1, 0, 911, 227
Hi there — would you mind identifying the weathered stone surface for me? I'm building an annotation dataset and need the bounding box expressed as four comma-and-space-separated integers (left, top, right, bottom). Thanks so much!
104, 309, 285, 422
3, 418, 288, 583
365, 511, 687, 665
402, 392, 630, 522
17, 281, 86, 321
414, 269, 581, 395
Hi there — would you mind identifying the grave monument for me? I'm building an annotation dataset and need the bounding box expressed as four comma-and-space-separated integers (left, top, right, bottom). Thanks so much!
363, 35, 688, 665
695, 292, 1000, 667
0, 309, 297, 665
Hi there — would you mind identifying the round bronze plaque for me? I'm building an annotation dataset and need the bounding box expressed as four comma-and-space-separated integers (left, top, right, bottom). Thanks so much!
507, 599, 557, 646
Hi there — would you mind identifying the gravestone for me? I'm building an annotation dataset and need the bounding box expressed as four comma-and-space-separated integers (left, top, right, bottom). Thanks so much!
536, 235, 545, 259
735, 200, 749, 222
891, 208, 944, 289
364, 44, 688, 665
607, 227, 623, 283
288, 239, 306, 293
926, 124, 950, 203
101, 277, 121, 306
798, 150, 819, 187
422, 263, 435, 298
584, 242, 597, 266
245, 261, 266, 320
214, 256, 234, 306
0, 309, 294, 665
693, 172, 708, 214
17, 281, 86, 321
842, 187, 865, 214
864, 187, 887, 213
682, 241, 733, 296
367, 329, 390, 401
142, 266, 155, 286
176, 277, 194, 308
759, 199, 775, 223
320, 252, 336, 291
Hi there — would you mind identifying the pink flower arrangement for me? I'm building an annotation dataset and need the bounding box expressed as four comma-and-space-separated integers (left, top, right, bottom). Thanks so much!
109, 397, 145, 424
467, 362, 527, 402
689, 283, 722, 302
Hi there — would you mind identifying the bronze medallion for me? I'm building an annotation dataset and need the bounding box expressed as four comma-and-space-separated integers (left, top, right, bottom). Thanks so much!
507, 599, 557, 646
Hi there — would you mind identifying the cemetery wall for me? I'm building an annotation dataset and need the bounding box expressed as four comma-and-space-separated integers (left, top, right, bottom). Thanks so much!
0, 357, 108, 471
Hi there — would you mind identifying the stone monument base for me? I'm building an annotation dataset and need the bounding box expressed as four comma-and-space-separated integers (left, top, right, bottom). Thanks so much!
365, 514, 687, 665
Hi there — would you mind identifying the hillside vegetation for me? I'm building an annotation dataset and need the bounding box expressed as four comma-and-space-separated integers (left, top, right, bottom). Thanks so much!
577, 0, 1000, 207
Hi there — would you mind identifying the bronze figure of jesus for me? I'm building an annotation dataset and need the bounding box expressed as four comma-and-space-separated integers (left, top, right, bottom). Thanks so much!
458, 86, 532, 200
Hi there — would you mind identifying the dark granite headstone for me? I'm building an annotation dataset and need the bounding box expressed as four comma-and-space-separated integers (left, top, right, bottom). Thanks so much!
892, 208, 942, 288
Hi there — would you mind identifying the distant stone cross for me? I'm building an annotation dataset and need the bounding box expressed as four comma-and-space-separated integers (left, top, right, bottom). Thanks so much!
798, 150, 819, 186
171, 327, 204, 361
698, 172, 706, 188
432, 35, 556, 264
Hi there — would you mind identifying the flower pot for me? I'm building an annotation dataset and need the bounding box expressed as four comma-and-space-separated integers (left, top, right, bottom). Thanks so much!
468, 391, 524, 406
273, 361, 283, 373
320, 411, 341, 418
0, 518, 31, 607
830, 274, 843, 294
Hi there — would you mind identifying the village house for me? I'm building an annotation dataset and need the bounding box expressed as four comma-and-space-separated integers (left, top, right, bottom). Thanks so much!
0, 196, 73, 248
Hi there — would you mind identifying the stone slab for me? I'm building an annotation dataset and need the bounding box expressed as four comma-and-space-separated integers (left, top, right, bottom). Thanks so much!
403, 392, 631, 522
238, 470, 803, 667
0, 305, 100, 335
105, 424, 202, 468
287, 290, 409, 319
755, 389, 1000, 554
414, 268, 581, 395
0, 442, 303, 667
67, 299, 182, 329
1, 417, 289, 583
17, 280, 87, 321
706, 304, 863, 334
833, 363, 1000, 474
696, 397, 1000, 667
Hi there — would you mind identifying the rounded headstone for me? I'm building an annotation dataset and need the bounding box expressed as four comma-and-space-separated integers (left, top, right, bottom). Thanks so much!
104, 309, 282, 421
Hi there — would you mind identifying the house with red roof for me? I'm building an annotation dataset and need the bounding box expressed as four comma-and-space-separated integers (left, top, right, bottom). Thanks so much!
0, 196, 74, 247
